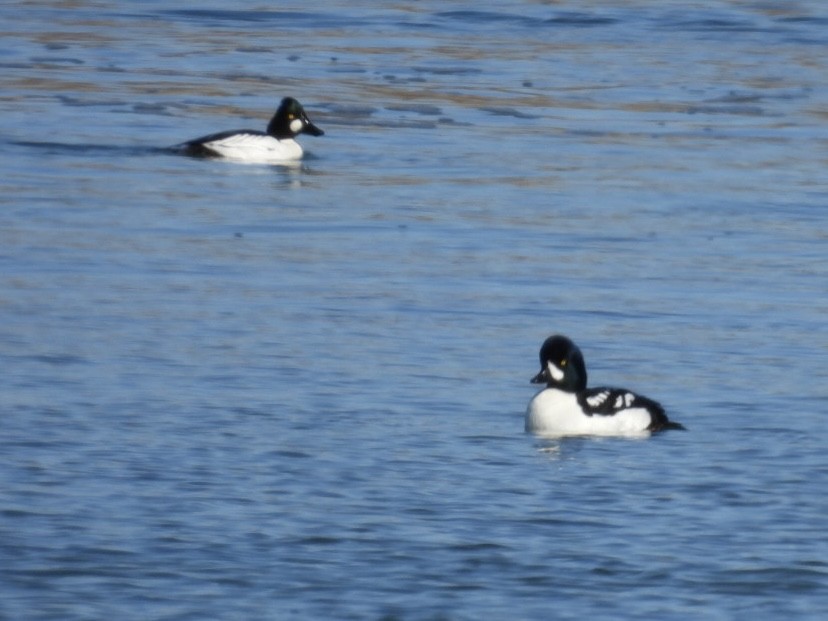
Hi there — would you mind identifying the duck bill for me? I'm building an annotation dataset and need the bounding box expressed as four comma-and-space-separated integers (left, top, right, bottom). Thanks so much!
303, 120, 324, 136
530, 368, 550, 384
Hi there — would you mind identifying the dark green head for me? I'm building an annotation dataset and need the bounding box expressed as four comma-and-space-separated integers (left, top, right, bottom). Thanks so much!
267, 97, 324, 139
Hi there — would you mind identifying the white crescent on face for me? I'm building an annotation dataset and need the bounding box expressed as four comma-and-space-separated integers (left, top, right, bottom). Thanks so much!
547, 360, 564, 382
289, 118, 304, 133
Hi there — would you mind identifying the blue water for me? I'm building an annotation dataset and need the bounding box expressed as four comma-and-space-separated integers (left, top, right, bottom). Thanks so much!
2, 1, 828, 619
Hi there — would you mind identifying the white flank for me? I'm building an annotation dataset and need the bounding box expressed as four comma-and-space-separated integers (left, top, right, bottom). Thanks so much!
526, 388, 651, 437
204, 134, 304, 163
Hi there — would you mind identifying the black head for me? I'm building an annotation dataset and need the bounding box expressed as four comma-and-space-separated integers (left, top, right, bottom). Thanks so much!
267, 97, 324, 139
530, 334, 588, 391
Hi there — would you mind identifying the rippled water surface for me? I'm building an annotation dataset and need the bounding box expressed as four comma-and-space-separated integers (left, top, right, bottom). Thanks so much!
2, 1, 828, 619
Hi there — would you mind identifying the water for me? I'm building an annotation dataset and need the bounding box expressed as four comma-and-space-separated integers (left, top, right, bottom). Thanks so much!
2, 1, 827, 619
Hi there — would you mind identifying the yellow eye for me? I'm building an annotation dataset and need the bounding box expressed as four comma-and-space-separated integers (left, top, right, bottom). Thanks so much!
560, 359, 567, 367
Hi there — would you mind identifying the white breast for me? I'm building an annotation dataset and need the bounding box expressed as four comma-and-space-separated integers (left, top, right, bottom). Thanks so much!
525, 388, 652, 437
203, 134, 303, 163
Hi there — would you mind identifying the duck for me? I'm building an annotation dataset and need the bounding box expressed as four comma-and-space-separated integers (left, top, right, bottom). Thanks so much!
173, 97, 324, 163
525, 334, 685, 437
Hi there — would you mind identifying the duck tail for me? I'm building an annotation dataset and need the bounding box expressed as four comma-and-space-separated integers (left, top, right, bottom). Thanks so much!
650, 420, 686, 432
648, 407, 686, 432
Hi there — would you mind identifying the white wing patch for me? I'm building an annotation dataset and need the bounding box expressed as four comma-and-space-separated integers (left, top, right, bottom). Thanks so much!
206, 133, 267, 148
586, 390, 610, 408
612, 393, 636, 408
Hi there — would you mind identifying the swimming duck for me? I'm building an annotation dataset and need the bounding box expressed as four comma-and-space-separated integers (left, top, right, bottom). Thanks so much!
174, 97, 324, 163
525, 335, 684, 437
